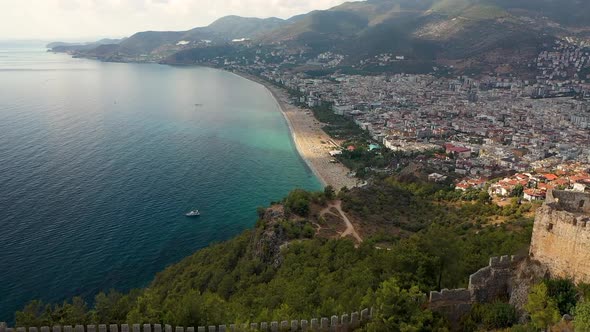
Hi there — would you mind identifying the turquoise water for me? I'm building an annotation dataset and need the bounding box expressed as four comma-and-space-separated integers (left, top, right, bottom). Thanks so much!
0, 46, 321, 322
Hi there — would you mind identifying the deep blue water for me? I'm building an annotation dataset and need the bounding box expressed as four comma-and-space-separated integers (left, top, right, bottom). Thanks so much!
0, 47, 321, 322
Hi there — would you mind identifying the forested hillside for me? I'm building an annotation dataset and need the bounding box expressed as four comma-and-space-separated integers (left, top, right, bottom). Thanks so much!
14, 179, 534, 330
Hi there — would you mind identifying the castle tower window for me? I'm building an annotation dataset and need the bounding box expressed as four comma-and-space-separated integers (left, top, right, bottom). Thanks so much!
580, 200, 586, 209
547, 223, 554, 231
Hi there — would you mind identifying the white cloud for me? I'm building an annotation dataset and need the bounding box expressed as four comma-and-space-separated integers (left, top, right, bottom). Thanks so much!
0, 0, 348, 40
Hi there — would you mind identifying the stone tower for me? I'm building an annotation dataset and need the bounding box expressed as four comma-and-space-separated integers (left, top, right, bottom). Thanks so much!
529, 190, 590, 283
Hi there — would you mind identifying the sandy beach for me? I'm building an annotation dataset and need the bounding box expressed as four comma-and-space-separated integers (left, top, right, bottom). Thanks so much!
235, 72, 358, 190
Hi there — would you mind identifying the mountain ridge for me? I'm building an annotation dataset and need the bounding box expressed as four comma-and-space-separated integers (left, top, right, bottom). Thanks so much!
49, 0, 590, 74
49, 16, 288, 57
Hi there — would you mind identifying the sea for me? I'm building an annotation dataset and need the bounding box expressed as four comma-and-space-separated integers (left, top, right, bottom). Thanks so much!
0, 43, 321, 322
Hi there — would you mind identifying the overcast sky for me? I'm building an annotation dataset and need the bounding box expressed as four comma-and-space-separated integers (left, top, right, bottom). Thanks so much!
1, 0, 347, 40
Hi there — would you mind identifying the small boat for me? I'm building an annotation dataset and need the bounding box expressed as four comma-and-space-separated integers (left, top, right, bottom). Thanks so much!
185, 210, 201, 217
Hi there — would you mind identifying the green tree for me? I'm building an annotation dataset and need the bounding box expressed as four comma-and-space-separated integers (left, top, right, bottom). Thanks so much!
511, 185, 524, 198
420, 225, 463, 290
480, 302, 518, 329
577, 282, 590, 301
162, 290, 202, 326
324, 185, 335, 200
364, 278, 439, 332
525, 283, 561, 330
284, 189, 311, 216
15, 300, 51, 327
545, 278, 577, 315
477, 191, 491, 204
63, 297, 90, 325
161, 291, 232, 327
463, 302, 518, 330
93, 290, 138, 324
574, 301, 590, 331
127, 290, 163, 323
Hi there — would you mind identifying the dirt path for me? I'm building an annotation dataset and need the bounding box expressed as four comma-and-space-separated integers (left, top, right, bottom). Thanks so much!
320, 200, 363, 244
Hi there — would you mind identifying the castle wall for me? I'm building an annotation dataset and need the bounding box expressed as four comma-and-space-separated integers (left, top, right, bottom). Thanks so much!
530, 201, 590, 283
546, 190, 590, 214
0, 309, 371, 332
427, 190, 590, 324
468, 255, 519, 303
428, 255, 523, 325
428, 289, 472, 323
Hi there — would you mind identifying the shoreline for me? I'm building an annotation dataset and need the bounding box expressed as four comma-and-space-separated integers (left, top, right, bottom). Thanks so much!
51, 50, 358, 190
268, 87, 328, 188
230, 71, 358, 191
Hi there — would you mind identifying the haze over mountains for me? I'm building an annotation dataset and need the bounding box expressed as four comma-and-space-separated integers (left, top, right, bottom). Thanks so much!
49, 0, 590, 73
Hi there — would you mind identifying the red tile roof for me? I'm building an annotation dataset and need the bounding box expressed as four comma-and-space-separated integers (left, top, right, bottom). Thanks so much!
543, 173, 558, 181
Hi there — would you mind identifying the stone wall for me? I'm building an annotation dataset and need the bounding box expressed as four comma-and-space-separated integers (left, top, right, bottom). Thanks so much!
530, 190, 590, 283
0, 309, 371, 332
546, 190, 590, 214
428, 289, 472, 323
468, 255, 520, 303
428, 255, 524, 324
427, 190, 590, 323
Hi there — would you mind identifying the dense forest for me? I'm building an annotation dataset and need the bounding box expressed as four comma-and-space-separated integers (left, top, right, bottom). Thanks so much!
14, 178, 545, 331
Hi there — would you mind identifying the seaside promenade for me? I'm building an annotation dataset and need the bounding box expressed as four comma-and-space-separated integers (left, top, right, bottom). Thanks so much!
236, 72, 358, 190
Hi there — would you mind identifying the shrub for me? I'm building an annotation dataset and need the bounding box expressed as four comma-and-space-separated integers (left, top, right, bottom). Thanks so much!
545, 278, 577, 315
525, 283, 561, 330
574, 301, 590, 331
284, 189, 311, 216
480, 302, 518, 329
464, 302, 518, 330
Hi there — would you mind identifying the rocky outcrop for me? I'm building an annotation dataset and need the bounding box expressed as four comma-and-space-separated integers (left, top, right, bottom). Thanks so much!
251, 206, 288, 268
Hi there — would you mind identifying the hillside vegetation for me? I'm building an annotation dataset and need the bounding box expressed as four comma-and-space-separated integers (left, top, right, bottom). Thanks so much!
14, 179, 533, 330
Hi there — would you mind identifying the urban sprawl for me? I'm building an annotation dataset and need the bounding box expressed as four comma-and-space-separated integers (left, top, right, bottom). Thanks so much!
210, 38, 590, 200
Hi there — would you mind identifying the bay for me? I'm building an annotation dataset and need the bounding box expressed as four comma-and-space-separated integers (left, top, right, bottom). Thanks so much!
0, 46, 321, 322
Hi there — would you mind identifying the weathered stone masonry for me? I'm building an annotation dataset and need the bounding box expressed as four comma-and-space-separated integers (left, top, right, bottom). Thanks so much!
0, 308, 371, 332
428, 255, 523, 321
529, 190, 590, 283
428, 190, 590, 324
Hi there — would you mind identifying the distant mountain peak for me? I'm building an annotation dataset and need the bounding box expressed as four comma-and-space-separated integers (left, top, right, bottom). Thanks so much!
210, 15, 284, 24
50, 0, 590, 71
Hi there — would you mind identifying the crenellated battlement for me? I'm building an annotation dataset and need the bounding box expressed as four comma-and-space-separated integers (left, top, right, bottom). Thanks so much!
428, 255, 524, 325
546, 190, 590, 214
534, 208, 590, 235
0, 309, 371, 332
429, 288, 471, 304
429, 255, 523, 305
489, 255, 518, 268
468, 255, 520, 291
